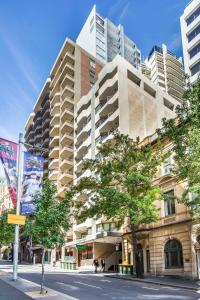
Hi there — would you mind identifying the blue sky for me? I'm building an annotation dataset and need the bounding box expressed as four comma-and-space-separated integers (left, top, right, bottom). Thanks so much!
0, 0, 188, 143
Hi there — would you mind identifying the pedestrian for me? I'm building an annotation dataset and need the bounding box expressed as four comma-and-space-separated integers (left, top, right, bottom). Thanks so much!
93, 258, 99, 273
101, 258, 105, 272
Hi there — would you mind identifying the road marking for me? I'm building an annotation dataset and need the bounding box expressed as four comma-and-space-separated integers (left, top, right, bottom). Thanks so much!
74, 281, 102, 289
100, 279, 112, 283
142, 286, 159, 291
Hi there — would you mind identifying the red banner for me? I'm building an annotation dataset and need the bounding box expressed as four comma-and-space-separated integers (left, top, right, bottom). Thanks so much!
0, 138, 18, 207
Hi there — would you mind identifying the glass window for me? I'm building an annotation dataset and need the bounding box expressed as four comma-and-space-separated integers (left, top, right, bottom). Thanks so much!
90, 24, 94, 33
186, 6, 200, 26
164, 190, 175, 216
87, 227, 92, 235
189, 42, 200, 59
89, 70, 96, 78
165, 239, 183, 268
89, 58, 96, 68
163, 157, 172, 175
188, 24, 200, 42
191, 61, 200, 76
103, 223, 110, 232
96, 224, 103, 232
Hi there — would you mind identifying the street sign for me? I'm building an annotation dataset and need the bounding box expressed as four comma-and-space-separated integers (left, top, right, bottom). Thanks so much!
7, 214, 26, 225
76, 244, 92, 251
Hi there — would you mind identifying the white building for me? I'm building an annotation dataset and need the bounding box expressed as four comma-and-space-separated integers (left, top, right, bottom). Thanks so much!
77, 5, 141, 68
63, 55, 180, 270
143, 44, 185, 102
180, 0, 200, 84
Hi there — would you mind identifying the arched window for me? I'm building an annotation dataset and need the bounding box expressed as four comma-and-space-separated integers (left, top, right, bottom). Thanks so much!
165, 239, 183, 268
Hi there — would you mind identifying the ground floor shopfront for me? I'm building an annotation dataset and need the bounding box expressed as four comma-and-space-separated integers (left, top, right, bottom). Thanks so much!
63, 233, 122, 271
122, 221, 200, 279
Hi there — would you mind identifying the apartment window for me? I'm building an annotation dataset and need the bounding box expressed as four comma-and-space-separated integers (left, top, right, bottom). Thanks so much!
191, 61, 200, 76
89, 58, 96, 68
89, 70, 96, 78
188, 24, 200, 42
127, 70, 141, 86
165, 239, 183, 268
96, 23, 104, 34
90, 24, 94, 33
96, 224, 103, 233
164, 98, 174, 111
97, 53, 106, 61
144, 83, 156, 98
90, 16, 94, 26
96, 15, 104, 26
189, 42, 200, 59
186, 6, 200, 26
163, 157, 172, 175
90, 81, 94, 87
96, 37, 106, 50
164, 190, 175, 217
87, 227, 92, 235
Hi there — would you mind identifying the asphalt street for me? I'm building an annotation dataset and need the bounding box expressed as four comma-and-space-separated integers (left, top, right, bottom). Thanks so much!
0, 278, 31, 300
18, 271, 200, 300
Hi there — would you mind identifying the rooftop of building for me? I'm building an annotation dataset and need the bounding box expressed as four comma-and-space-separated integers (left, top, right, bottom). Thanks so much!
148, 45, 178, 61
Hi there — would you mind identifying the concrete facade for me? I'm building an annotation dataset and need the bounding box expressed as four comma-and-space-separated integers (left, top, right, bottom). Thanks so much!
180, 0, 200, 84
63, 55, 180, 270
77, 5, 141, 68
143, 44, 185, 102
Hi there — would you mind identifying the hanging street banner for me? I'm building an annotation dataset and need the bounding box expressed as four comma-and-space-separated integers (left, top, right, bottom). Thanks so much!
0, 138, 18, 207
21, 152, 44, 215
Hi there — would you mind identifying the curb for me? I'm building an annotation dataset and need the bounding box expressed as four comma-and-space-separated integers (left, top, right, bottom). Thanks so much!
104, 275, 200, 291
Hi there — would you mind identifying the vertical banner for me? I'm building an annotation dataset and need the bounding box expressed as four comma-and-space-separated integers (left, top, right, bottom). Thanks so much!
21, 152, 44, 215
0, 138, 18, 207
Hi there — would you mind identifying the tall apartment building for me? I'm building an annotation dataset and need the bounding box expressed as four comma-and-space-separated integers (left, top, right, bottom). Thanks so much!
180, 0, 200, 84
143, 44, 185, 102
25, 39, 103, 200
77, 5, 141, 68
24, 79, 51, 177
63, 55, 180, 270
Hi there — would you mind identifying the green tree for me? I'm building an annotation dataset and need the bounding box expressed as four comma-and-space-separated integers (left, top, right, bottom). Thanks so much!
157, 78, 200, 220
0, 209, 15, 257
25, 179, 71, 293
69, 133, 164, 278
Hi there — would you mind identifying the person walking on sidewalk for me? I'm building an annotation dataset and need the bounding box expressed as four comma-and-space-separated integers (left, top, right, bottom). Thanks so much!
101, 258, 105, 272
93, 258, 99, 273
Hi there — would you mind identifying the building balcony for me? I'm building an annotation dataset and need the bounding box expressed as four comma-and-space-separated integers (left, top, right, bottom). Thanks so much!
42, 127, 49, 138
42, 118, 50, 130
60, 121, 73, 135
49, 170, 59, 181
51, 103, 60, 116
51, 92, 60, 107
60, 158, 73, 172
49, 158, 59, 170
42, 137, 49, 148
61, 97, 74, 111
50, 125, 59, 137
60, 109, 74, 123
60, 172, 73, 185
77, 106, 91, 125
57, 185, 67, 198
99, 98, 118, 119
50, 114, 60, 127
49, 147, 59, 159
76, 130, 89, 146
76, 139, 90, 157
61, 73, 74, 91
60, 133, 74, 147
43, 108, 50, 119
60, 146, 73, 159
49, 136, 59, 148
61, 85, 74, 99
51, 61, 74, 93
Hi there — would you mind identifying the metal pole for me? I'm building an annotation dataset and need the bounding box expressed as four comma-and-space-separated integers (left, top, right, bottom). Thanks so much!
13, 133, 23, 281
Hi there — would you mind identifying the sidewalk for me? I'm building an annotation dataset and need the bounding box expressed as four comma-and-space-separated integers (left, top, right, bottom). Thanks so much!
105, 273, 200, 291
0, 270, 77, 300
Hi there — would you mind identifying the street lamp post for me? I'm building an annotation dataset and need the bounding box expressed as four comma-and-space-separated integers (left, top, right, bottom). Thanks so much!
12, 136, 49, 281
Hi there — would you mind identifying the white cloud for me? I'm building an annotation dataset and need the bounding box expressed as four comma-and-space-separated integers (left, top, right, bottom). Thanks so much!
119, 2, 130, 22
0, 28, 39, 93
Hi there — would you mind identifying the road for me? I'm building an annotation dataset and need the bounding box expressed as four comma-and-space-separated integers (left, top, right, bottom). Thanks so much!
18, 271, 200, 300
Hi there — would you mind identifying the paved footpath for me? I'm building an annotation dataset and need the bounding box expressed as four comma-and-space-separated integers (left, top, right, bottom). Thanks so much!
0, 277, 31, 300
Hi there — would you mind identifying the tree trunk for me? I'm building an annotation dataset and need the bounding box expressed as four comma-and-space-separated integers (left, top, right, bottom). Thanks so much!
40, 248, 46, 294
131, 224, 143, 278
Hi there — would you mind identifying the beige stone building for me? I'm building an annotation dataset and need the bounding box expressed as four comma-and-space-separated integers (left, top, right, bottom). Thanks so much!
63, 55, 180, 271
122, 133, 200, 279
